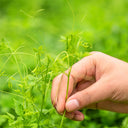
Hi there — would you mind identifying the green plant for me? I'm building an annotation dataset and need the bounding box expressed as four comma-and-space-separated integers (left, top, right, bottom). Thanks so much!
1, 0, 128, 127
57, 33, 90, 128
0, 33, 90, 128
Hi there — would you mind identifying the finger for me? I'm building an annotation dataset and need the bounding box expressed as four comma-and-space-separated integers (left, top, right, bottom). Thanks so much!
70, 55, 96, 84
59, 80, 94, 120
88, 101, 128, 114
72, 111, 84, 121
51, 74, 63, 106
56, 55, 96, 113
56, 75, 94, 113
56, 70, 75, 113
66, 78, 114, 112
72, 80, 95, 95
65, 111, 84, 121
90, 51, 99, 55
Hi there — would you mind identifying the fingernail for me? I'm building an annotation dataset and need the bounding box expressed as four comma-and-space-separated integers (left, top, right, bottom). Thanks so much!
74, 114, 84, 121
66, 99, 79, 112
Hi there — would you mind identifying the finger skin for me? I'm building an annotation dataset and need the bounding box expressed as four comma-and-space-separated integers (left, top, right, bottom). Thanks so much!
65, 111, 84, 121
65, 78, 114, 112
52, 51, 128, 116
71, 81, 95, 96
51, 74, 63, 106
87, 101, 128, 114
71, 55, 96, 83
52, 55, 96, 114
56, 72, 75, 113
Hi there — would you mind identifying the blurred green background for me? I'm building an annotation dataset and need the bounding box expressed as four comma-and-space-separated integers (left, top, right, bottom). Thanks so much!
0, 0, 128, 127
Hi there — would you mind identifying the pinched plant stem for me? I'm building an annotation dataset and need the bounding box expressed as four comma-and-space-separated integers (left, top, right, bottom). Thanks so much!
59, 67, 72, 128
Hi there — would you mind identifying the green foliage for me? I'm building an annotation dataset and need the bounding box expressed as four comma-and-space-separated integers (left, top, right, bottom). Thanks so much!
63, 33, 90, 66
122, 117, 128, 128
0, 0, 128, 128
0, 34, 88, 128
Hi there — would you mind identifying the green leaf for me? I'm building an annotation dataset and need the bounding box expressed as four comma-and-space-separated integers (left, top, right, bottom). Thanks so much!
122, 117, 128, 128
14, 99, 24, 116
6, 112, 15, 120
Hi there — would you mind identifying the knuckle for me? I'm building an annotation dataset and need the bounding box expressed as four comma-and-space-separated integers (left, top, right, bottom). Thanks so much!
52, 73, 62, 85
91, 52, 105, 65
92, 51, 103, 58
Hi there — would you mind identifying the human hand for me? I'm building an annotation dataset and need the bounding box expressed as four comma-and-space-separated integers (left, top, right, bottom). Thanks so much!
51, 52, 128, 121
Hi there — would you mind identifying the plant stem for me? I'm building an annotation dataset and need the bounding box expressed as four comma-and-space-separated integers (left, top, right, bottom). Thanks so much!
59, 67, 72, 128
37, 57, 50, 128
59, 111, 66, 128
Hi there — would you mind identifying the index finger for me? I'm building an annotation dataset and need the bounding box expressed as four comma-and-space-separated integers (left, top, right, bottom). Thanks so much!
51, 54, 96, 113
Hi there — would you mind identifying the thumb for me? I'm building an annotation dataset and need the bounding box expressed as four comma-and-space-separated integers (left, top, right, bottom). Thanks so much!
65, 79, 113, 112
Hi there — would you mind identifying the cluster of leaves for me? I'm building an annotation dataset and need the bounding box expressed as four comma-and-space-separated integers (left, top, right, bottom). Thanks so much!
0, 33, 128, 128
0, 33, 90, 128
1, 0, 128, 127
0, 34, 128, 128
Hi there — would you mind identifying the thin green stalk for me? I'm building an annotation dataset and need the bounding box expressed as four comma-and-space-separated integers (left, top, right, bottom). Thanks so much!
44, 72, 52, 103
9, 48, 23, 79
37, 57, 50, 128
59, 67, 72, 128
59, 111, 66, 128
66, 0, 75, 31
0, 90, 24, 99
66, 67, 72, 100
